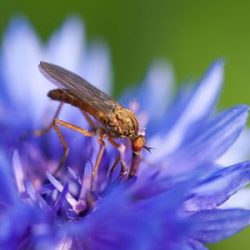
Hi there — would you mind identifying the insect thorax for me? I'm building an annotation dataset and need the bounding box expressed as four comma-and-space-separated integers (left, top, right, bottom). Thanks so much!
103, 106, 139, 138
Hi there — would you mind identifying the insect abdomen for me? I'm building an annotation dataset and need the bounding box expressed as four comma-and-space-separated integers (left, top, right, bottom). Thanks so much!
48, 89, 103, 119
48, 89, 85, 109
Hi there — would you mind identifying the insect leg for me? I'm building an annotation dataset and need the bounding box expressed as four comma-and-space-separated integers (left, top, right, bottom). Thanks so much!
90, 136, 105, 191
53, 119, 95, 172
129, 152, 141, 178
108, 155, 121, 177
108, 139, 128, 179
33, 102, 64, 136
54, 119, 95, 137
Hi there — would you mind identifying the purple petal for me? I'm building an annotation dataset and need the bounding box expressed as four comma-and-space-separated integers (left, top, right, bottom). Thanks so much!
46, 172, 78, 209
54, 182, 69, 212
45, 17, 86, 71
185, 161, 250, 210
190, 209, 250, 243
140, 61, 174, 120
188, 239, 208, 250
220, 188, 250, 209
148, 60, 223, 161
25, 181, 51, 212
0, 153, 18, 206
82, 42, 113, 95
161, 105, 249, 176
1, 17, 51, 126
12, 151, 25, 194
68, 181, 193, 250
124, 61, 174, 134
217, 128, 250, 166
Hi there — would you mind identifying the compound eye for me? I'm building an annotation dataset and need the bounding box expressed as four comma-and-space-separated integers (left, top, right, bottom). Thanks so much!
132, 136, 145, 153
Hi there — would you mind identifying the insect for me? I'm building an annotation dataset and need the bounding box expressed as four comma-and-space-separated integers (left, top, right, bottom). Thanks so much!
38, 62, 147, 188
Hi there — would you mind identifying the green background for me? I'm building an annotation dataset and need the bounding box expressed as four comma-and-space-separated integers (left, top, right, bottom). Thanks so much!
1, 0, 250, 249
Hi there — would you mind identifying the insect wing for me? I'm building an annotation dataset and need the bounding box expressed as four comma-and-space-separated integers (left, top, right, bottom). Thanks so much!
39, 62, 121, 118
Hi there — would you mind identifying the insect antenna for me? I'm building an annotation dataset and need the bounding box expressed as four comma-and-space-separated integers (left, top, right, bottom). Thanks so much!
143, 145, 154, 153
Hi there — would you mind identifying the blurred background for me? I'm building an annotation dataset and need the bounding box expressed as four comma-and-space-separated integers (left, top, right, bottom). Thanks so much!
1, 0, 250, 249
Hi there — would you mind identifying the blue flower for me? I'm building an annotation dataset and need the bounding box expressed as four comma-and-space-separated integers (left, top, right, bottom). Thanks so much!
1, 17, 250, 250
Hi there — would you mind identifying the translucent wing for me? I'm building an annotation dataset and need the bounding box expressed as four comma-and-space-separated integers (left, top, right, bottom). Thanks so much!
39, 61, 122, 120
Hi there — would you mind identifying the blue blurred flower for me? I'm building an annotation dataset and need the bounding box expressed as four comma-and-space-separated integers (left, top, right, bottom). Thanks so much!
1, 17, 250, 250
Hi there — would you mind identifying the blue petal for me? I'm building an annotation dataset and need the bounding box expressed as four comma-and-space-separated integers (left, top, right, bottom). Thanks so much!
122, 61, 174, 135
187, 239, 208, 250
0, 203, 48, 248
190, 209, 250, 243
159, 105, 249, 176
82, 42, 113, 95
46, 17, 86, 71
220, 189, 250, 209
148, 60, 224, 160
67, 180, 195, 250
0, 152, 18, 206
185, 161, 250, 210
1, 17, 49, 126
217, 128, 250, 166
139, 61, 174, 120
46, 17, 112, 95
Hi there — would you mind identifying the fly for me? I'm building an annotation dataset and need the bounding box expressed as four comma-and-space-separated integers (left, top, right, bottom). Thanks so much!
37, 62, 147, 189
